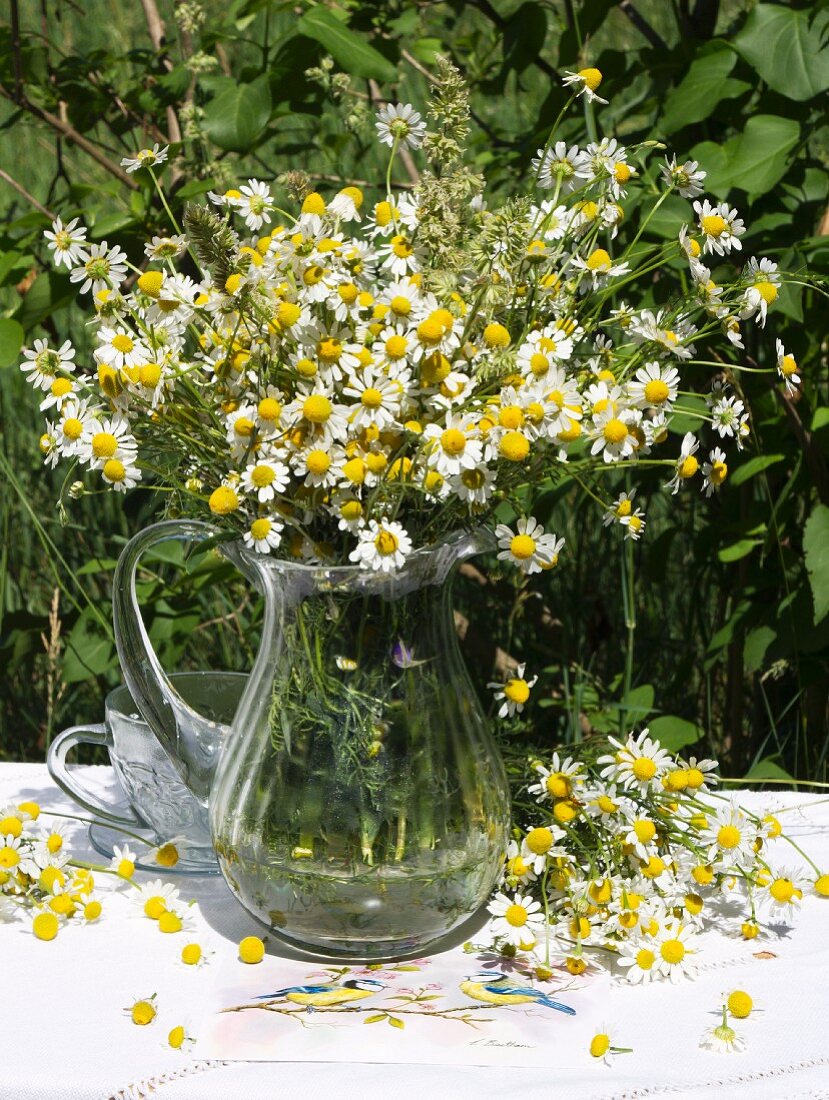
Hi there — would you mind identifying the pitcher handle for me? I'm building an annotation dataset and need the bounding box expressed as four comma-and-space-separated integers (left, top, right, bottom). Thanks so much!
47, 723, 143, 827
112, 519, 223, 802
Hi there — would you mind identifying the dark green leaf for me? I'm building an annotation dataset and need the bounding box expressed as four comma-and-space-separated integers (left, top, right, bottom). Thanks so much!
0, 318, 25, 368
744, 626, 776, 673
297, 8, 397, 82
724, 115, 800, 197
718, 539, 761, 564
63, 607, 116, 683
742, 758, 794, 783
203, 76, 272, 153
729, 454, 785, 487
661, 49, 749, 135
803, 503, 829, 624
647, 715, 702, 753
731, 5, 829, 102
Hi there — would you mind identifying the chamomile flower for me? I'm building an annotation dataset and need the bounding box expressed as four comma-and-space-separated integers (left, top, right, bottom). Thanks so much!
80, 416, 137, 471
69, 241, 129, 296
243, 516, 284, 554
667, 432, 700, 494
775, 339, 800, 394
533, 141, 591, 192
487, 891, 546, 947
571, 248, 630, 288
700, 802, 755, 870
343, 370, 403, 430
693, 199, 745, 256
422, 415, 483, 477
349, 518, 413, 573
121, 144, 168, 173
95, 325, 149, 372
627, 362, 680, 411
588, 1024, 632, 1065
739, 258, 780, 326
100, 453, 142, 492
20, 339, 76, 391
449, 464, 496, 507
495, 516, 564, 574
700, 1007, 746, 1053
328, 186, 364, 223
760, 867, 804, 916
701, 447, 728, 496
241, 457, 291, 503
144, 233, 188, 261
111, 844, 136, 879
44, 216, 88, 268
562, 67, 608, 105
528, 755, 583, 803
295, 442, 346, 489
709, 393, 747, 442
598, 730, 673, 795
488, 663, 538, 718
232, 180, 274, 231
590, 408, 637, 463
616, 937, 661, 984
375, 103, 427, 150
661, 156, 706, 198
519, 824, 566, 875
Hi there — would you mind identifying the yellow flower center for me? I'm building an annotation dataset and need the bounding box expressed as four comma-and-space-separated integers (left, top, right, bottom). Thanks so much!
596, 794, 617, 814
303, 394, 333, 423
461, 468, 485, 489
546, 773, 571, 799
374, 530, 399, 556
144, 896, 167, 920
250, 518, 272, 541
302, 192, 325, 215
251, 464, 275, 488
614, 163, 632, 183
602, 418, 628, 444
499, 431, 530, 461
239, 935, 265, 964
50, 377, 73, 399
168, 1026, 186, 1049
209, 486, 240, 515
440, 428, 467, 456
633, 819, 656, 843
504, 903, 528, 927
780, 355, 797, 377
303, 265, 325, 286
389, 295, 411, 316
498, 405, 524, 430
182, 943, 202, 965
306, 450, 331, 476
589, 879, 612, 905
276, 301, 301, 327
509, 534, 536, 560
641, 855, 666, 878
258, 398, 281, 423
632, 757, 657, 781
717, 824, 741, 849
111, 333, 134, 354
391, 235, 413, 258
615, 499, 632, 518
103, 459, 126, 483
234, 416, 255, 437
701, 213, 727, 237
660, 938, 685, 964
679, 455, 699, 479
644, 379, 670, 404
578, 67, 602, 91
769, 877, 794, 902
590, 1033, 610, 1058
525, 827, 552, 855
33, 912, 59, 941
553, 800, 577, 824
0, 816, 21, 838
117, 858, 135, 879
504, 678, 530, 705
131, 1000, 156, 1025
92, 432, 118, 459
586, 248, 611, 272
483, 323, 510, 348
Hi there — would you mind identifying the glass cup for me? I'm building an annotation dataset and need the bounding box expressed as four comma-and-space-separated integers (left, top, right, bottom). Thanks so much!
47, 671, 247, 871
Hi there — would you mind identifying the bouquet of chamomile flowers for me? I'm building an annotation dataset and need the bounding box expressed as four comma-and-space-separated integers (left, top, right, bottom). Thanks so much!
486, 729, 829, 983
20, 60, 803, 574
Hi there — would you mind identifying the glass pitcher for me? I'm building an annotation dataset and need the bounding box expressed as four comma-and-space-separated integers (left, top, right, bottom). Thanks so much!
113, 520, 511, 960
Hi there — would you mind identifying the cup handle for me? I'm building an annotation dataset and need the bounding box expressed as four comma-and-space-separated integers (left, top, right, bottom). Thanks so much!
47, 724, 143, 827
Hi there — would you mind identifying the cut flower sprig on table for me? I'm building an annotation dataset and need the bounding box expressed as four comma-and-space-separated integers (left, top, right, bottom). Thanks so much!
22, 59, 808, 570
486, 730, 829, 986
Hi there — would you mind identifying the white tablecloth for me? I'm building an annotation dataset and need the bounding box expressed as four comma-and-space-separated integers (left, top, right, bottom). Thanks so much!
3, 763, 829, 1100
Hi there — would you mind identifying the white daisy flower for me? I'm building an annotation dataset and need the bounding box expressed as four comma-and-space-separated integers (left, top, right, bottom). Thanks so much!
775, 338, 800, 394
739, 258, 780, 326
701, 447, 728, 496
652, 922, 698, 983
488, 662, 538, 718
349, 518, 413, 573
54, 398, 97, 457
626, 361, 680, 411
95, 325, 149, 372
20, 339, 76, 391
110, 843, 137, 879
590, 408, 637, 463
422, 415, 483, 477
448, 463, 496, 507
144, 233, 188, 261
562, 67, 608, 104
100, 453, 142, 493
519, 824, 567, 875
487, 891, 546, 947
241, 457, 291, 502
495, 516, 564, 574
120, 144, 169, 173
661, 156, 706, 198
232, 180, 274, 231
243, 516, 284, 555
343, 370, 403, 431
597, 729, 673, 795
700, 1015, 746, 1054
69, 240, 129, 296
376, 232, 420, 278
44, 216, 88, 268
375, 103, 427, 150
709, 392, 747, 441
571, 247, 630, 288
667, 433, 700, 494
135, 879, 180, 921
532, 141, 591, 192
760, 866, 804, 916
80, 416, 137, 471
699, 802, 755, 870
328, 186, 364, 223
295, 442, 346, 489
527, 754, 583, 803
693, 199, 745, 256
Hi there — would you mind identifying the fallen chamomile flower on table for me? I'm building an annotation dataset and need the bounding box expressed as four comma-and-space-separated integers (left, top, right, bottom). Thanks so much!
700, 1006, 746, 1054
589, 1023, 633, 1065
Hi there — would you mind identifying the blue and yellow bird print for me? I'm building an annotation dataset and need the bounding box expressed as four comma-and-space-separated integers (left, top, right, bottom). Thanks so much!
255, 977, 386, 1008
460, 972, 575, 1015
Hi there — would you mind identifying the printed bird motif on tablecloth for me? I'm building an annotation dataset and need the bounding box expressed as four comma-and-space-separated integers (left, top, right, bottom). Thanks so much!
460, 972, 575, 1015
255, 977, 385, 1008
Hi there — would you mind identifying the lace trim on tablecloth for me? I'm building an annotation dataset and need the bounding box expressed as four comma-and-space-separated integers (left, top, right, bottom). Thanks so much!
589, 1055, 829, 1099
107, 1059, 229, 1099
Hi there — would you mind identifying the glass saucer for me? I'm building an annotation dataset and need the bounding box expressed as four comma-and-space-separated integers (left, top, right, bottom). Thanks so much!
88, 822, 220, 876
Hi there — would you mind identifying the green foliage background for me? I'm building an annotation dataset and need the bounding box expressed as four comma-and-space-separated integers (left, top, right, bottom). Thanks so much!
0, 0, 827, 782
